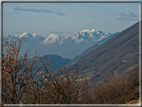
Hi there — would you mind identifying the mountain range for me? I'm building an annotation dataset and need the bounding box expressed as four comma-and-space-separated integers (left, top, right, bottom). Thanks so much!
3, 29, 119, 59
3, 21, 139, 86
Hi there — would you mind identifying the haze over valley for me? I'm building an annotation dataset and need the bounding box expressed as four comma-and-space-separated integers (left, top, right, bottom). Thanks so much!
3, 29, 119, 59
3, 21, 139, 82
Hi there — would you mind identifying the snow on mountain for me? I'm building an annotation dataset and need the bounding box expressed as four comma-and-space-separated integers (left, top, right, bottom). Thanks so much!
42, 33, 63, 45
5, 33, 44, 40
3, 29, 119, 58
4, 29, 113, 46
3, 29, 115, 46
18, 32, 33, 38
13, 32, 44, 42
65, 29, 112, 44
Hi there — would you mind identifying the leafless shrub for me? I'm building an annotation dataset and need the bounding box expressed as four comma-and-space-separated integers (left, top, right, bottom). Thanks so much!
23, 62, 82, 104
2, 37, 44, 104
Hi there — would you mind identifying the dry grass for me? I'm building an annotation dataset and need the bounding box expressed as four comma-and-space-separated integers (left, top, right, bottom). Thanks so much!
93, 67, 139, 104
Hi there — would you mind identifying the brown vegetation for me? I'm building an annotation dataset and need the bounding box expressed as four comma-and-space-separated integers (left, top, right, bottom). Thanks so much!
2, 38, 140, 104
93, 67, 139, 104
2, 38, 44, 104
2, 38, 82, 104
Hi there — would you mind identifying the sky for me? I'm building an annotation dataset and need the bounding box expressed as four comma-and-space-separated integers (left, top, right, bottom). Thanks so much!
2, 1, 140, 37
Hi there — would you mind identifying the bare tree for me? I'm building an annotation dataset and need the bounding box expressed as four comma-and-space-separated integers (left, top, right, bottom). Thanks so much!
2, 37, 43, 104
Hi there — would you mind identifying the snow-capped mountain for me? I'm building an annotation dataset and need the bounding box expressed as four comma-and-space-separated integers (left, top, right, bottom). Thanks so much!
66, 29, 111, 44
18, 32, 33, 38
42, 33, 63, 45
4, 29, 113, 46
40, 29, 113, 45
3, 29, 119, 58
14, 32, 45, 42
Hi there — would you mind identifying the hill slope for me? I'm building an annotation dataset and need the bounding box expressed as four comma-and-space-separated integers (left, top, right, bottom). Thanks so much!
65, 44, 101, 67
65, 32, 119, 66
68, 21, 140, 85
32, 54, 71, 70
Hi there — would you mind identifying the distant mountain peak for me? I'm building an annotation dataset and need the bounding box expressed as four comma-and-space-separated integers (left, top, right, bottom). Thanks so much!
48, 33, 60, 37
79, 29, 102, 33
65, 29, 113, 44
19, 32, 33, 38
80, 29, 91, 33
42, 33, 63, 45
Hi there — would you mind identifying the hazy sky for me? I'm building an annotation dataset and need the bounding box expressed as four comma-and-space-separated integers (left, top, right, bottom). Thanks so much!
3, 1, 140, 37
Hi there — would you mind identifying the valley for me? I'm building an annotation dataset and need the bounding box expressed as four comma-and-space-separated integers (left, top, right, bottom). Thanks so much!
3, 21, 140, 86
